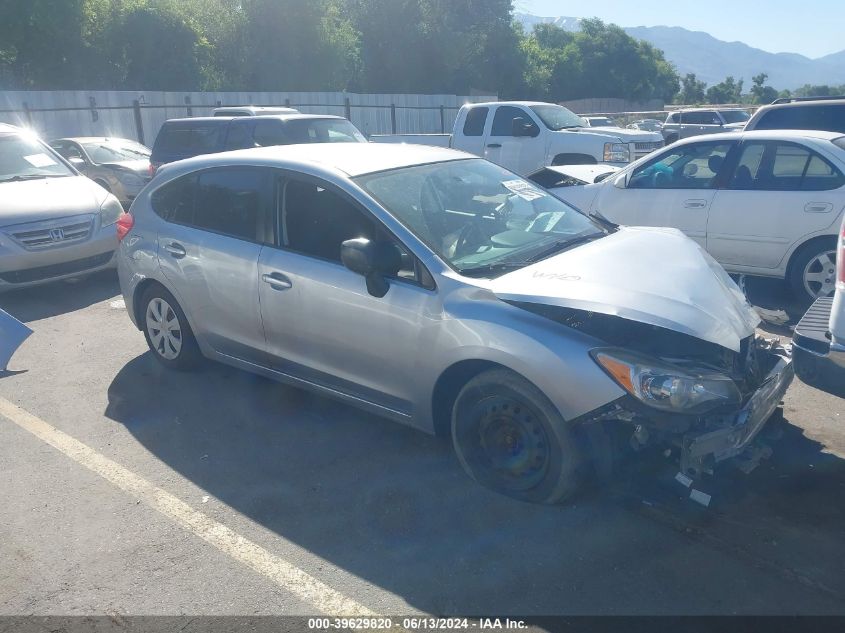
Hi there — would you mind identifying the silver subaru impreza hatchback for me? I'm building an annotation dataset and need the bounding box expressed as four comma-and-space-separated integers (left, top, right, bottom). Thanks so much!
117, 143, 793, 503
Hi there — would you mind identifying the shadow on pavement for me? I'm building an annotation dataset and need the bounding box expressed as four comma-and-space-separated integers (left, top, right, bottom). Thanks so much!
0, 270, 120, 323
104, 351, 845, 614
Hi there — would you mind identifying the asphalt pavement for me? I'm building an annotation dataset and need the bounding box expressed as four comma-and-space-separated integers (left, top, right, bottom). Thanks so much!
1, 271, 844, 616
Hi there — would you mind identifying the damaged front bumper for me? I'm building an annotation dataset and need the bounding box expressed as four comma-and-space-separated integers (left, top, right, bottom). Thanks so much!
680, 342, 793, 476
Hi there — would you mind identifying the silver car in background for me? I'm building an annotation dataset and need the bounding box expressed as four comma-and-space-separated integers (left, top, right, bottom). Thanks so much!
117, 143, 792, 503
49, 137, 152, 207
0, 124, 123, 292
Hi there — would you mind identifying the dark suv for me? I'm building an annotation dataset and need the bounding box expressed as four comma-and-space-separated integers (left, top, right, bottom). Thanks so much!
745, 96, 845, 134
150, 114, 367, 173
662, 108, 750, 144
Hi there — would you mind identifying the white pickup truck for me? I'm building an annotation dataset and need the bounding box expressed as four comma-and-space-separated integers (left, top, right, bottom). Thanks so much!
370, 101, 664, 176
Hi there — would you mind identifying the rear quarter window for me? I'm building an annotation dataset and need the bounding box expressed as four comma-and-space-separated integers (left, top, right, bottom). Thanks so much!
151, 175, 196, 224
755, 104, 845, 134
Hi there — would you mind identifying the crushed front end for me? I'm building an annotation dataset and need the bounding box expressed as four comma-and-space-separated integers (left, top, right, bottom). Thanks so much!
515, 304, 794, 478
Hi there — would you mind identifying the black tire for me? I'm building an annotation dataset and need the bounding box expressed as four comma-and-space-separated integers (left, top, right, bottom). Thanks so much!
788, 238, 838, 305
451, 369, 582, 504
139, 285, 202, 370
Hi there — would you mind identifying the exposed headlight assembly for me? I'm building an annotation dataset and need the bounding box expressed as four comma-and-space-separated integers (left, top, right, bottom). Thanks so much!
99, 196, 124, 227
116, 170, 145, 187
603, 142, 630, 163
592, 348, 741, 414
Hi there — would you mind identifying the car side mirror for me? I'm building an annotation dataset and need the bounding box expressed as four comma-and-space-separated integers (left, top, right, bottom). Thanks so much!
511, 117, 536, 137
613, 173, 629, 189
340, 238, 402, 298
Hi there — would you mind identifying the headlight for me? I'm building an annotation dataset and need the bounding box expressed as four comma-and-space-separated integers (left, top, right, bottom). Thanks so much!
592, 349, 741, 414
100, 196, 124, 227
603, 142, 630, 163
116, 170, 144, 187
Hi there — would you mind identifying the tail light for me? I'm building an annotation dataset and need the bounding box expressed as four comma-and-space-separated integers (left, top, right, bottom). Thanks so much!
116, 212, 134, 242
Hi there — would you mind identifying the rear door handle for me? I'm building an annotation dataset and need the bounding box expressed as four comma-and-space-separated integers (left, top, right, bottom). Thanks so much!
683, 199, 707, 209
163, 242, 186, 258
487, 143, 502, 149
805, 202, 833, 213
262, 272, 292, 290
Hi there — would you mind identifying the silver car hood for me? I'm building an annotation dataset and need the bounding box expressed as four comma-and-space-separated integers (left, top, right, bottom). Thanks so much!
0, 176, 108, 227
489, 226, 760, 352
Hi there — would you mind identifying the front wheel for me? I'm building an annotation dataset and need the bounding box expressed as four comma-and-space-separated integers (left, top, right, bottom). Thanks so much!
789, 239, 838, 304
451, 369, 582, 504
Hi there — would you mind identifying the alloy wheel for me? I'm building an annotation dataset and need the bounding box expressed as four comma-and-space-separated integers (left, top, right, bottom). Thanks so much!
802, 249, 838, 299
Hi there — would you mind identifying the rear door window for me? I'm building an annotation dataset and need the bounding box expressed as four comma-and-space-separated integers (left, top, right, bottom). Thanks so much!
194, 168, 274, 242
157, 124, 225, 155
463, 107, 489, 136
151, 175, 197, 224
728, 141, 845, 191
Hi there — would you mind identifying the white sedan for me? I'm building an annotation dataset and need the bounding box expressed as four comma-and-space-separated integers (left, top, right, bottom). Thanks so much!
547, 130, 845, 302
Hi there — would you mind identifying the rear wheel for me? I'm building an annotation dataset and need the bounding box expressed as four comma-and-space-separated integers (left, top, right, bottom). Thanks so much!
789, 239, 838, 304
451, 369, 582, 504
140, 286, 201, 370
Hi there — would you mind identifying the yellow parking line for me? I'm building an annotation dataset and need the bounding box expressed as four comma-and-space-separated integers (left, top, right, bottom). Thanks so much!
0, 396, 376, 616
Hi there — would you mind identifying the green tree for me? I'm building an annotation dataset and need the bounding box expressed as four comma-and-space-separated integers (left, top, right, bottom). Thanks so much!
676, 73, 706, 104
749, 73, 778, 104
706, 76, 743, 104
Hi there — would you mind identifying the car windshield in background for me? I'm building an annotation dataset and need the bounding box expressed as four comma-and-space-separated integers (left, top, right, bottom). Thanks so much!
285, 119, 366, 144
530, 104, 586, 130
0, 134, 73, 182
82, 140, 150, 163
355, 158, 605, 277
721, 110, 751, 124
588, 117, 615, 126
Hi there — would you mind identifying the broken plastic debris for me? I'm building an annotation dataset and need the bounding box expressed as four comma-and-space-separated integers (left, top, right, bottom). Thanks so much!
689, 489, 712, 507
0, 309, 32, 372
675, 472, 694, 488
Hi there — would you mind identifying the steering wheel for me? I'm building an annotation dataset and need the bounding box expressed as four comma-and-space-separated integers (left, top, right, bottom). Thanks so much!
453, 221, 488, 259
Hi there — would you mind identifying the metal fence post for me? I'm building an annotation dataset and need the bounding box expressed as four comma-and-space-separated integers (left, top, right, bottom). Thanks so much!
185, 95, 193, 117
22, 102, 33, 126
284, 98, 291, 108
344, 97, 351, 121
391, 104, 397, 134
440, 105, 446, 133
132, 100, 145, 145
89, 96, 99, 123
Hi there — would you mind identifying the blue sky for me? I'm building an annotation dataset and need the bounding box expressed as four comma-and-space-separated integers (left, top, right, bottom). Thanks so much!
516, 0, 843, 58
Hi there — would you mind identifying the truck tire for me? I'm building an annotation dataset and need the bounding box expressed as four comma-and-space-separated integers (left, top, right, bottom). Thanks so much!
552, 153, 597, 166
451, 368, 582, 504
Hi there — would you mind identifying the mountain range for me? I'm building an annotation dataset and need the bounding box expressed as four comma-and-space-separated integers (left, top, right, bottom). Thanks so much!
515, 13, 845, 90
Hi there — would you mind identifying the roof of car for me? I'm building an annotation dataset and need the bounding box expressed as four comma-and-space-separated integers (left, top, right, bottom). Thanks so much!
671, 107, 748, 113
674, 129, 844, 143
160, 142, 474, 179
50, 136, 143, 143
163, 114, 346, 125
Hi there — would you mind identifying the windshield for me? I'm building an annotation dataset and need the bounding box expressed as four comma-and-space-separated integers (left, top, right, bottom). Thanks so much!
588, 117, 615, 127
355, 158, 605, 276
530, 104, 586, 130
0, 134, 74, 182
721, 110, 751, 124
285, 119, 367, 144
81, 140, 151, 163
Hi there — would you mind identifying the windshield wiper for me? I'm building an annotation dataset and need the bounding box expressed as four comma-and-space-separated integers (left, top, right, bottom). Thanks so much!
458, 261, 533, 277
588, 208, 618, 230
524, 233, 605, 264
0, 174, 67, 183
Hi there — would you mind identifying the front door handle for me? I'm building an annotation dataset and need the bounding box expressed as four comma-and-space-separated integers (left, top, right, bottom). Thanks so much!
805, 202, 833, 213
163, 242, 186, 258
683, 199, 707, 209
262, 272, 293, 290
487, 143, 502, 149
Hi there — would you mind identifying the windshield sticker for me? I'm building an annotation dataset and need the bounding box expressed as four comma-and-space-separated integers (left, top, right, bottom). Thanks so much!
502, 179, 546, 202
23, 153, 58, 168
